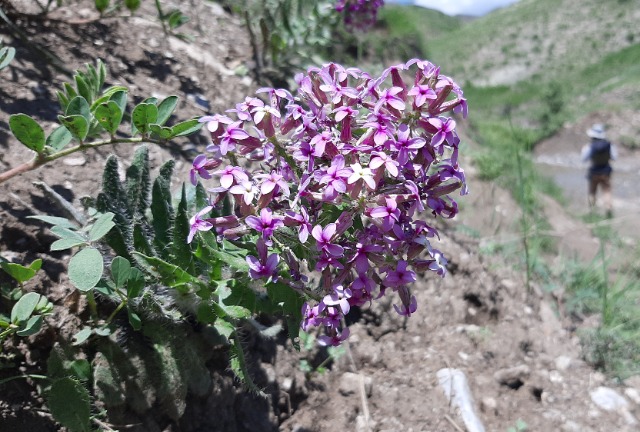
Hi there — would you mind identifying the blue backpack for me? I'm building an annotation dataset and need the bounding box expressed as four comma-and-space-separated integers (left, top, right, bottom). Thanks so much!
590, 139, 611, 167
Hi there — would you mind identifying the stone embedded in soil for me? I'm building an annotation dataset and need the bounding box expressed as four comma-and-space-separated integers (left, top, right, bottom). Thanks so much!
590, 387, 629, 411
437, 368, 486, 432
590, 386, 638, 426
62, 156, 87, 166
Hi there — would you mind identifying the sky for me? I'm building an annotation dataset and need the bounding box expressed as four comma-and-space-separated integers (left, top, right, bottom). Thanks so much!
388, 0, 521, 16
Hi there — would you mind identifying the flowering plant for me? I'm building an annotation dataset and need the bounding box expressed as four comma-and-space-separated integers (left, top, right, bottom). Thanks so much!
335, 0, 385, 32
191, 59, 468, 346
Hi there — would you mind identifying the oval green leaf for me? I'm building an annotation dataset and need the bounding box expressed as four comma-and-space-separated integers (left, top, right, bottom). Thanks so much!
9, 114, 45, 153
1, 262, 37, 284
132, 102, 158, 135
65, 96, 91, 121
11, 292, 41, 323
94, 101, 123, 135
58, 114, 89, 141
171, 118, 203, 137
88, 212, 115, 241
16, 315, 43, 337
46, 125, 73, 152
72, 327, 93, 345
0, 46, 16, 70
110, 256, 131, 289
156, 95, 179, 125
68, 248, 104, 292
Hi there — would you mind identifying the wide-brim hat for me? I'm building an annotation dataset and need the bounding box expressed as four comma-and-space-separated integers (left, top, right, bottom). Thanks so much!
587, 123, 606, 139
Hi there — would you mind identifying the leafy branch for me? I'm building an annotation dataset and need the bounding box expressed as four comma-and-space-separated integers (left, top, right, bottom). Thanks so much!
0, 60, 202, 185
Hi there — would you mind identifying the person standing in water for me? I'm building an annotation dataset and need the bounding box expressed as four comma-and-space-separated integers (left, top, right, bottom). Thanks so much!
581, 123, 617, 217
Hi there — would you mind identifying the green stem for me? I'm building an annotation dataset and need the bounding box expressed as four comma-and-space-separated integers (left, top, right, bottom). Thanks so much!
0, 374, 48, 386
104, 300, 127, 327
0, 137, 163, 184
599, 238, 610, 327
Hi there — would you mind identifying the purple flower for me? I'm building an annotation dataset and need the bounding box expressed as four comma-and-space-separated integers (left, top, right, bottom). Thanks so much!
427, 116, 457, 148
383, 260, 416, 288
188, 206, 214, 243
229, 180, 257, 205
318, 327, 350, 347
190, 154, 213, 185
214, 165, 249, 190
255, 171, 290, 196
347, 162, 376, 190
369, 151, 399, 177
319, 155, 352, 200
391, 124, 425, 165
245, 208, 284, 239
408, 84, 437, 108
312, 223, 344, 257
393, 286, 417, 316
370, 197, 400, 232
323, 285, 352, 315
284, 208, 312, 243
246, 239, 279, 280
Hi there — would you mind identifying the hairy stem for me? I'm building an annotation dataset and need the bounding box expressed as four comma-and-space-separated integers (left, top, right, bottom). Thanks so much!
0, 137, 163, 184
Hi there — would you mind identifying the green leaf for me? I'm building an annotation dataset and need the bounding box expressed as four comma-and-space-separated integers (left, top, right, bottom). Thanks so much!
0, 262, 38, 284
151, 160, 175, 258
95, 0, 109, 13
127, 267, 145, 298
72, 327, 92, 345
127, 308, 142, 330
58, 114, 89, 141
149, 124, 173, 140
11, 292, 41, 323
214, 318, 234, 339
65, 96, 91, 121
156, 96, 179, 125
196, 302, 217, 324
27, 215, 77, 229
68, 248, 104, 292
132, 253, 203, 289
50, 225, 86, 242
46, 125, 73, 152
110, 256, 131, 288
50, 237, 87, 251
167, 11, 189, 30
208, 248, 249, 272
170, 118, 203, 137
132, 102, 158, 135
48, 378, 91, 432
9, 114, 45, 153
68, 359, 91, 381
125, 145, 151, 215
94, 101, 123, 135
124, 0, 141, 12
16, 315, 43, 336
88, 212, 115, 241
222, 305, 251, 320
0, 46, 16, 70
173, 185, 194, 272
109, 89, 128, 113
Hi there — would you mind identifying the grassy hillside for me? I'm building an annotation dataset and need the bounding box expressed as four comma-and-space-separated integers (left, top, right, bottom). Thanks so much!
379, 5, 461, 58
426, 0, 640, 87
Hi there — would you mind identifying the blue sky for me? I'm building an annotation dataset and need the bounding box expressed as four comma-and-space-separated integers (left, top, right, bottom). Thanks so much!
388, 0, 521, 16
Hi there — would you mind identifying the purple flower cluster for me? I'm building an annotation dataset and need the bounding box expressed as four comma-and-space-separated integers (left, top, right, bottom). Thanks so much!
335, 0, 385, 32
190, 59, 468, 346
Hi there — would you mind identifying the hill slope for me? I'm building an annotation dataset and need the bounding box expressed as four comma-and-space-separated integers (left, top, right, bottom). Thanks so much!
427, 0, 640, 86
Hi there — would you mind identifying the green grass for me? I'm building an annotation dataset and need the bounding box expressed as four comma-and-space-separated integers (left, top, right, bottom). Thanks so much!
379, 5, 461, 58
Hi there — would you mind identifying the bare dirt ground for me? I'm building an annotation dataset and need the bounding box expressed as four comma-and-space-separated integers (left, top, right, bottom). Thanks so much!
1, 2, 640, 431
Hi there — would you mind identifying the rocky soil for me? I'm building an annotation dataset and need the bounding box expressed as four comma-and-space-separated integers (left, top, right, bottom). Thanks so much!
1, 1, 640, 431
